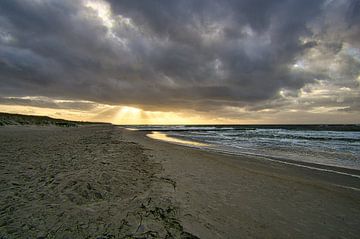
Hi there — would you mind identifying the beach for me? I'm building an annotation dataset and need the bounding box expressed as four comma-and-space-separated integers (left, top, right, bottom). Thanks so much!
1, 125, 360, 238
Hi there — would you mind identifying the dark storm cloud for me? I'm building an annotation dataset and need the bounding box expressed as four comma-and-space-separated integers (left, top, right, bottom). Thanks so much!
0, 96, 97, 110
0, 0, 359, 112
108, 0, 325, 101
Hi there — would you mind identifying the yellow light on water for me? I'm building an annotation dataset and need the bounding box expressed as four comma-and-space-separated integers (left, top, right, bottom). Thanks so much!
147, 131, 208, 147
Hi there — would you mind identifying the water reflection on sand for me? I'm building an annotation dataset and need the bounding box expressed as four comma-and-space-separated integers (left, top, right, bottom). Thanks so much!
147, 131, 208, 147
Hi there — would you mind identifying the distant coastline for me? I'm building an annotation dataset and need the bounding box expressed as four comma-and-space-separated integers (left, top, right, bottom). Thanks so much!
126, 124, 360, 131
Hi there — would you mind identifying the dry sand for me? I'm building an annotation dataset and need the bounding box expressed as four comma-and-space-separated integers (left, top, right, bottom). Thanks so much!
0, 125, 360, 238
0, 125, 197, 238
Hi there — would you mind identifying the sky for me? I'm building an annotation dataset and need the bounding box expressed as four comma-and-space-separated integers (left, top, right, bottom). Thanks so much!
0, 0, 359, 124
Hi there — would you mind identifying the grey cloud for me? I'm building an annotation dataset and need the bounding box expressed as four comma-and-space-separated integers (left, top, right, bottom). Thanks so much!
0, 97, 98, 111
0, 0, 359, 114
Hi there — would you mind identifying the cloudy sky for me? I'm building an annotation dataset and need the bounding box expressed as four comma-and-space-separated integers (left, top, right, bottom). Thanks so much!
0, 0, 359, 124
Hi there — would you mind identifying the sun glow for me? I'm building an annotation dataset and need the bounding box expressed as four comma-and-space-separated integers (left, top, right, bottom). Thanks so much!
113, 106, 204, 125
84, 0, 114, 29
110, 105, 243, 125
114, 106, 142, 124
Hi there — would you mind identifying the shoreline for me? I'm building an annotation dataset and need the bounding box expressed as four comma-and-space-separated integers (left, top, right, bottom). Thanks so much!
123, 128, 360, 191
143, 129, 360, 179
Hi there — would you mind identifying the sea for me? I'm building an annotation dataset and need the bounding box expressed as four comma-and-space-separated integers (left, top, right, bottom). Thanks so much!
126, 125, 360, 171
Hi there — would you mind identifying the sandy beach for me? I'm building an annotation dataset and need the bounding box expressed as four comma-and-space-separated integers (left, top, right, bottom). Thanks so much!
1, 125, 360, 238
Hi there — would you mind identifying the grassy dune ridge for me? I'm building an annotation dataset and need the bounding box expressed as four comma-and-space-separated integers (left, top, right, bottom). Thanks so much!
0, 112, 108, 127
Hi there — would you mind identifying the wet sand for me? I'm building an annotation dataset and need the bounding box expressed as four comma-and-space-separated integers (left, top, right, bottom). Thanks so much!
122, 128, 360, 238
0, 125, 360, 238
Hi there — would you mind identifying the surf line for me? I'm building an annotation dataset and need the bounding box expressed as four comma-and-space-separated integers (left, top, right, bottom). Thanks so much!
217, 149, 360, 181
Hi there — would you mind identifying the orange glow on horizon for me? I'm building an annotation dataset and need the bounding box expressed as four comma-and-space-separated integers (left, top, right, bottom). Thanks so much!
1, 103, 359, 125
112, 106, 240, 125
0, 104, 242, 125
